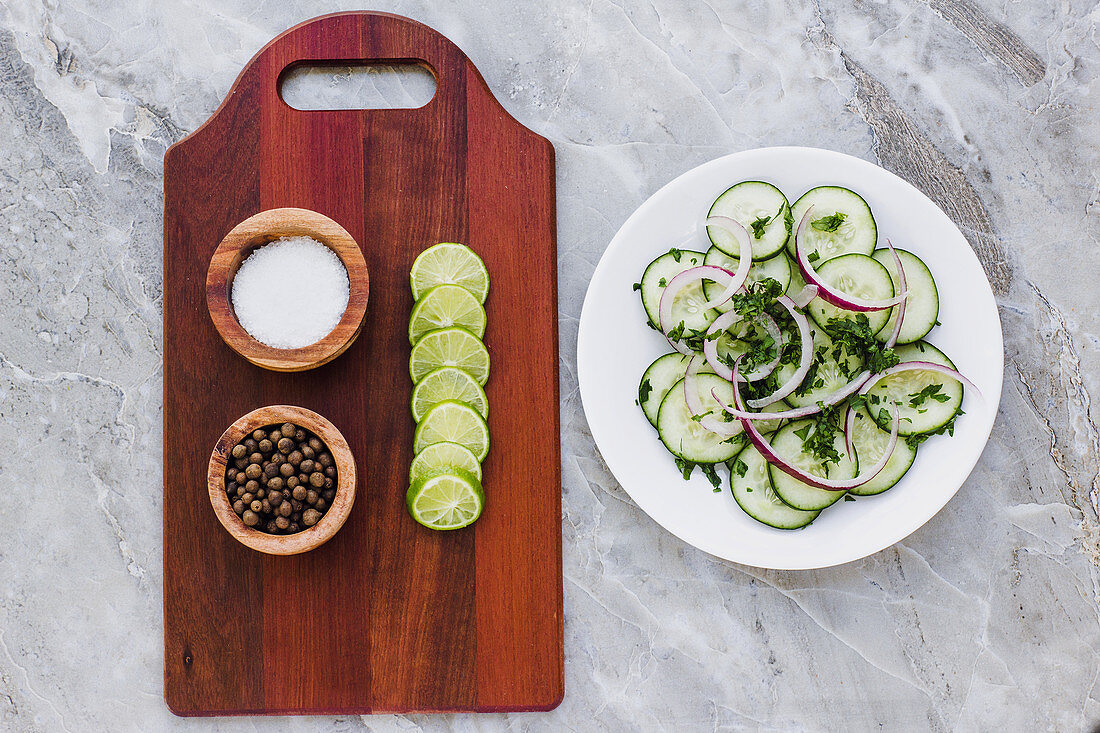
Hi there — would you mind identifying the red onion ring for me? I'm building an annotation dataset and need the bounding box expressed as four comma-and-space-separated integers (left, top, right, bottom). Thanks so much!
883, 239, 908, 348
795, 208, 908, 312
844, 404, 856, 457
715, 370, 872, 421
745, 295, 813, 408
859, 361, 982, 399
702, 311, 782, 382
684, 354, 743, 437
731, 358, 900, 491
705, 215, 755, 260
658, 265, 746, 355
790, 284, 819, 308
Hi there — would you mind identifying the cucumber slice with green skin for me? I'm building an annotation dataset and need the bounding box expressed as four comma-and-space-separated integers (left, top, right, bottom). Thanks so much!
639, 250, 713, 334
806, 253, 894, 334
866, 341, 961, 435
872, 248, 940, 345
786, 186, 877, 263
706, 181, 792, 260
702, 246, 792, 312
639, 353, 712, 427
730, 444, 819, 529
656, 374, 744, 464
767, 419, 857, 511
848, 407, 917, 495
784, 327, 862, 409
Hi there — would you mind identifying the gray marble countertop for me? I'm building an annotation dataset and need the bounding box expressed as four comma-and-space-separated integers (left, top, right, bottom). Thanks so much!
2, 1, 1097, 731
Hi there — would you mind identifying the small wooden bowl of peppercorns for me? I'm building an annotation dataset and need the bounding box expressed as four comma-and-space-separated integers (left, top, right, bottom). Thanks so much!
207, 405, 355, 555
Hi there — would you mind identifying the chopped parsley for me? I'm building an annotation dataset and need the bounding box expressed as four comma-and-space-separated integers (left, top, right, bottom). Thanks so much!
730, 457, 748, 478
823, 314, 900, 374
750, 213, 773, 239
638, 378, 652, 404
670, 248, 683, 263
908, 383, 951, 407
811, 212, 847, 233
632, 282, 642, 291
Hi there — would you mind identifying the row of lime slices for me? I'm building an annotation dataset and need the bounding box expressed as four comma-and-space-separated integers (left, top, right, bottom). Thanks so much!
405, 243, 492, 530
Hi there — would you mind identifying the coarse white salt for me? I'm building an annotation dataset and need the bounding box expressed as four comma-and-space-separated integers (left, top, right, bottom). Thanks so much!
231, 236, 350, 349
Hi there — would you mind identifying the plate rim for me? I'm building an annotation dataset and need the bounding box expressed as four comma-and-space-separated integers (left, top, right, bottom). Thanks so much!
577, 145, 1005, 570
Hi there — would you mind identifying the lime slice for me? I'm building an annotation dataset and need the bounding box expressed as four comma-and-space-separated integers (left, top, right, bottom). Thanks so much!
409, 284, 487, 345
413, 400, 490, 460
406, 468, 485, 530
409, 327, 490, 385
410, 242, 490, 303
411, 366, 489, 421
410, 441, 483, 485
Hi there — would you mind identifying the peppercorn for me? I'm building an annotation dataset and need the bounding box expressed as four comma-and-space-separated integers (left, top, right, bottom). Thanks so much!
242, 510, 259, 527
270, 452, 284, 466
233, 500, 245, 515
265, 519, 278, 533
302, 509, 321, 527
227, 481, 239, 495
300, 445, 315, 460
278, 502, 292, 517
309, 472, 325, 488
249, 452, 263, 465
323, 477, 334, 490
324, 466, 336, 478
318, 452, 333, 468
288, 522, 300, 533
261, 499, 271, 514
288, 451, 303, 466
252, 429, 266, 441
286, 476, 299, 489
294, 429, 306, 442
245, 480, 259, 494
267, 476, 284, 492
314, 498, 327, 512
279, 462, 295, 478
235, 471, 247, 485
306, 489, 319, 505
245, 464, 262, 480
291, 499, 304, 513
292, 485, 307, 501
240, 492, 254, 505
309, 437, 323, 452
250, 500, 263, 513
299, 459, 315, 474
275, 516, 289, 530
231, 444, 247, 459
256, 488, 266, 499
268, 490, 283, 506
234, 458, 248, 470
277, 437, 294, 454
258, 438, 273, 454
243, 438, 257, 451
281, 423, 295, 438
263, 463, 279, 479
322, 489, 335, 502
298, 473, 308, 485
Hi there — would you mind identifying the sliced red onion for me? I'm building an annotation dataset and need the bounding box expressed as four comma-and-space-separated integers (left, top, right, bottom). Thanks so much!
795, 208, 908, 312
705, 215, 755, 260
716, 370, 871, 421
883, 239, 908, 348
702, 311, 782, 382
684, 354, 743, 437
745, 295, 813, 408
844, 404, 856, 457
658, 265, 747, 355
731, 359, 900, 491
790, 284, 819, 308
859, 361, 982, 398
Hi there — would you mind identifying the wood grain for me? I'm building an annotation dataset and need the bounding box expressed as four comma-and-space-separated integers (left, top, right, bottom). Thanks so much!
163, 12, 562, 715
206, 405, 357, 555
205, 208, 370, 372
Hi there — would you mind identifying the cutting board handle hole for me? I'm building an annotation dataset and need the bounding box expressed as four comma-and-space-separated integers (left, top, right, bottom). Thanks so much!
279, 63, 437, 111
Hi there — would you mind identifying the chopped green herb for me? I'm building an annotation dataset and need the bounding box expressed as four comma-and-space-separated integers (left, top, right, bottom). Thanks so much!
674, 457, 694, 480
807, 250, 821, 263
824, 314, 900, 374
843, 494, 856, 502
639, 378, 653, 404
658, 277, 667, 288
811, 212, 847, 233
670, 248, 683, 263
632, 282, 642, 291
908, 383, 951, 407
750, 213, 772, 239
730, 457, 748, 478
700, 463, 721, 489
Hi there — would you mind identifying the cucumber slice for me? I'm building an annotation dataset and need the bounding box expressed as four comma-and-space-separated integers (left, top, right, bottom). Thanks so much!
702, 246, 792, 313
784, 327, 862, 409
848, 407, 917, 496
784, 253, 808, 297
865, 341, 962, 436
872, 248, 940, 345
656, 374, 744, 464
706, 181, 792, 260
806, 253, 894, 334
639, 249, 713, 334
639, 353, 711, 427
787, 186, 877, 262
767, 420, 857, 511
730, 444, 819, 529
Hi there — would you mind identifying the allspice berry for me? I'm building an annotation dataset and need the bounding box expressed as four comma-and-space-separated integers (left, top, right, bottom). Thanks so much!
225, 422, 337, 536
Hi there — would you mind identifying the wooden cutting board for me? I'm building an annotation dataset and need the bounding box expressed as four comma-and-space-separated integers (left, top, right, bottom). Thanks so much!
162, 12, 561, 715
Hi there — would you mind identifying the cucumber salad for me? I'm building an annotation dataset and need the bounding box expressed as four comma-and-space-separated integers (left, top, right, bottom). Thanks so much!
635, 181, 980, 530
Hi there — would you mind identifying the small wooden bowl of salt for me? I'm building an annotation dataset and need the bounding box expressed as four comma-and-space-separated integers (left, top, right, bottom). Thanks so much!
206, 208, 368, 371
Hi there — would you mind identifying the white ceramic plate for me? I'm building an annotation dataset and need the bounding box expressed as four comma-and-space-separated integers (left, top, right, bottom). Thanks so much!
577, 146, 1003, 570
